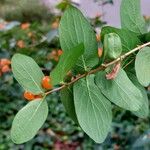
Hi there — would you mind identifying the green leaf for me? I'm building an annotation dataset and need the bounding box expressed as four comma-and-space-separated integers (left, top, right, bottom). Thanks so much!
60, 86, 78, 124
104, 33, 122, 60
101, 26, 141, 53
128, 73, 149, 118
135, 47, 150, 87
11, 99, 48, 144
59, 6, 99, 72
73, 75, 112, 143
95, 69, 143, 111
12, 54, 44, 94
120, 0, 146, 35
50, 43, 84, 85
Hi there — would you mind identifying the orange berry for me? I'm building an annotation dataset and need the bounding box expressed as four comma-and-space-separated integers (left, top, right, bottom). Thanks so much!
98, 48, 103, 57
51, 50, 57, 55
51, 19, 59, 29
17, 40, 25, 48
54, 56, 59, 62
21, 23, 30, 30
51, 22, 59, 29
24, 91, 35, 101
96, 34, 101, 42
57, 49, 63, 56
42, 76, 53, 90
1, 65, 11, 73
0, 59, 11, 67
0, 23, 5, 30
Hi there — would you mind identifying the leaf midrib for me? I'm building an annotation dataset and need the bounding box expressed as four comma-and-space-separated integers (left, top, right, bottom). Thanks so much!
16, 99, 44, 138
86, 77, 103, 139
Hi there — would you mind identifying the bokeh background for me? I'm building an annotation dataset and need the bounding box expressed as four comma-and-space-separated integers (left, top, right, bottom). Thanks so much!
0, 0, 150, 150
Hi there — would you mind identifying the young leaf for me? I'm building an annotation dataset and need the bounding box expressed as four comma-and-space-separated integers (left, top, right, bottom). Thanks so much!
95, 69, 143, 111
128, 73, 149, 118
135, 47, 150, 87
104, 33, 122, 60
59, 6, 99, 72
73, 75, 112, 143
11, 99, 48, 144
60, 87, 78, 124
101, 26, 141, 53
50, 43, 84, 85
120, 0, 146, 35
12, 54, 44, 94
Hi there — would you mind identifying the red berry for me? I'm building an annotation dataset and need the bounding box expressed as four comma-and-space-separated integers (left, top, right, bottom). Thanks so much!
42, 76, 53, 90
0, 59, 11, 67
24, 91, 35, 101
96, 34, 101, 42
21, 23, 30, 30
1, 65, 11, 73
98, 48, 103, 57
57, 49, 63, 56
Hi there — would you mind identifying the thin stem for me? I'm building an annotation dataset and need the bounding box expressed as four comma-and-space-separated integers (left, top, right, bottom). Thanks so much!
45, 42, 150, 95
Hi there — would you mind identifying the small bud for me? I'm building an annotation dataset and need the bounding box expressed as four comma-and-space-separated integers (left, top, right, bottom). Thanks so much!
103, 33, 122, 60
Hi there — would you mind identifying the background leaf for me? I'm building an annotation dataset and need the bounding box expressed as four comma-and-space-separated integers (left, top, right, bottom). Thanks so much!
95, 69, 143, 111
50, 43, 84, 85
135, 47, 150, 87
73, 75, 112, 143
59, 6, 99, 72
101, 26, 141, 53
11, 99, 48, 144
60, 86, 78, 124
12, 54, 44, 94
128, 73, 149, 118
120, 0, 146, 35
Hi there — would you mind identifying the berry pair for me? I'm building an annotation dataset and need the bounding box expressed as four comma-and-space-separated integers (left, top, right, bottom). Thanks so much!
0, 58, 11, 76
24, 76, 52, 101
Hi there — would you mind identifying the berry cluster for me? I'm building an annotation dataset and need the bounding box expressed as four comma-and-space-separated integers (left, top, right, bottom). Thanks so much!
24, 76, 53, 101
0, 58, 11, 76
47, 49, 63, 61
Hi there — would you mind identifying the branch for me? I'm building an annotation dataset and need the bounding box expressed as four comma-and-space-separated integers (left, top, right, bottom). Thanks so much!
45, 42, 150, 95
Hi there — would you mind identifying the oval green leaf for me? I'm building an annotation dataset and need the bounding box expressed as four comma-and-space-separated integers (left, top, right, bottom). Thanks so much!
120, 0, 146, 35
11, 99, 48, 144
135, 47, 150, 87
128, 73, 149, 118
95, 69, 143, 111
59, 6, 99, 72
73, 75, 112, 143
12, 54, 44, 94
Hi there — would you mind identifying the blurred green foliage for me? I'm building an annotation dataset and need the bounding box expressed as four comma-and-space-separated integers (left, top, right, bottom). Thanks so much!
0, 0, 53, 22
